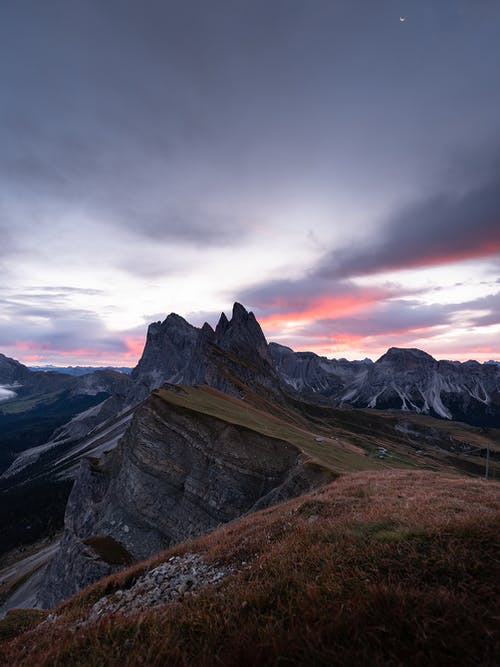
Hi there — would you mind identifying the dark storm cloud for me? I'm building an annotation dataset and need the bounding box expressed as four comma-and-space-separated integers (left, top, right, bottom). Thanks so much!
3, 0, 500, 260
1, 0, 500, 362
238, 143, 500, 332
316, 167, 500, 279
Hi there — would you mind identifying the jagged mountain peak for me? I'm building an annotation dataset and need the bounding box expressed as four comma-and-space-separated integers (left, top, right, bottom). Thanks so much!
200, 322, 215, 338
232, 301, 250, 320
214, 302, 270, 365
161, 312, 196, 331
130, 302, 278, 400
215, 311, 230, 335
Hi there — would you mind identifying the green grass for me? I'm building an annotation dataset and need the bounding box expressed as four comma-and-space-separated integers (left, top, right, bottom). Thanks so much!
0, 391, 62, 415
155, 385, 399, 474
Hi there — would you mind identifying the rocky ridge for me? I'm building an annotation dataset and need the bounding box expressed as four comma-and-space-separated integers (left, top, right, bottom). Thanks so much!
270, 343, 500, 426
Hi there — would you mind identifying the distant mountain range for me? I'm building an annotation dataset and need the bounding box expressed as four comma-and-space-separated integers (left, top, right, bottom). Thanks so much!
28, 365, 133, 376
270, 343, 500, 426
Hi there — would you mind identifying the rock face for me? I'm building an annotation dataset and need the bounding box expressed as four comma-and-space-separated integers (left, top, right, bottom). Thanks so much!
270, 344, 500, 426
38, 389, 330, 608
131, 314, 199, 399
269, 343, 367, 400
132, 303, 280, 400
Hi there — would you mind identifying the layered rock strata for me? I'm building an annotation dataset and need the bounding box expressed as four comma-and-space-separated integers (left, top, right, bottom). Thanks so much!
38, 389, 330, 608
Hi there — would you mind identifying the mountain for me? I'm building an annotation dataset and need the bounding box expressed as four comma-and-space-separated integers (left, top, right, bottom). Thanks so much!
28, 365, 133, 376
270, 344, 500, 426
132, 303, 281, 400
0, 304, 286, 563
0, 356, 132, 477
38, 384, 333, 608
34, 304, 306, 606
0, 360, 133, 555
0, 304, 282, 486
269, 342, 367, 399
0, 353, 72, 397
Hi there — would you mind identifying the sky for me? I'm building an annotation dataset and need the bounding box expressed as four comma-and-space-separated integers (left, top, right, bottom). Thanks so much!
1, 0, 500, 366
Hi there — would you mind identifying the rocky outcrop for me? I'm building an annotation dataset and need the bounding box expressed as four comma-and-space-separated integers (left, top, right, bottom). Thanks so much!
87, 553, 234, 621
131, 314, 199, 399
38, 388, 330, 608
37, 459, 121, 608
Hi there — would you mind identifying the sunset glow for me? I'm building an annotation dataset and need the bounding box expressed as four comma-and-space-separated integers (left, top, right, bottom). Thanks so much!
0, 2, 499, 366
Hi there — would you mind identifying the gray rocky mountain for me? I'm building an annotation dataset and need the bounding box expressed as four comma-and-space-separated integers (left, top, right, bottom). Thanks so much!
0, 359, 132, 480
38, 386, 330, 608
269, 342, 366, 400
0, 303, 278, 486
133, 302, 280, 399
270, 343, 500, 426
0, 353, 73, 397
0, 353, 131, 403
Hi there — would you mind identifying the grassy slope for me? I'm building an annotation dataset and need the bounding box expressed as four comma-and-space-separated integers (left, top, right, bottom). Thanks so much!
1, 470, 498, 666
155, 385, 415, 474
156, 385, 500, 478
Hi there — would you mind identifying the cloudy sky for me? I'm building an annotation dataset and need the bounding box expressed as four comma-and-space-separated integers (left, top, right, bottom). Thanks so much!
1, 0, 499, 365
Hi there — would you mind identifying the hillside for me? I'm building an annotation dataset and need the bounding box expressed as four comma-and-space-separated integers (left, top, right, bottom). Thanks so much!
1, 470, 498, 666
155, 384, 500, 477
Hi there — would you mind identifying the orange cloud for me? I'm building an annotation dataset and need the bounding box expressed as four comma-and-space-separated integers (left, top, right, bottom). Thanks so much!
258, 288, 387, 332
385, 238, 500, 274
122, 335, 146, 360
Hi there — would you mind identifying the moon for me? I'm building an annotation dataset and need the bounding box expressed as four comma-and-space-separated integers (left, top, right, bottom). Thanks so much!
399, 16, 406, 22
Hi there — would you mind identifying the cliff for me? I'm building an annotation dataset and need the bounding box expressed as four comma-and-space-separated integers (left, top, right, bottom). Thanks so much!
38, 385, 332, 607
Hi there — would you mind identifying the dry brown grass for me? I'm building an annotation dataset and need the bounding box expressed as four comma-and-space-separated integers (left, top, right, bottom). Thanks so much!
0, 609, 48, 643
1, 470, 499, 666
